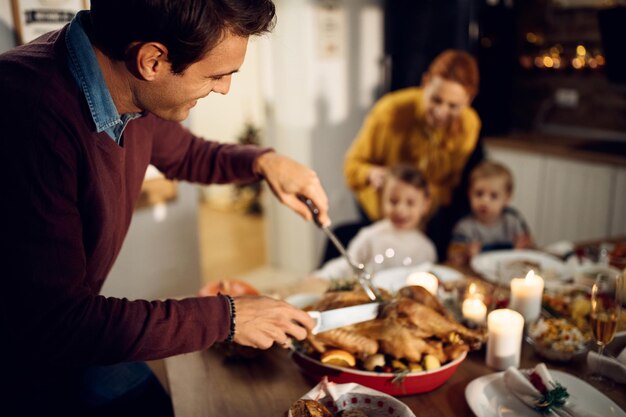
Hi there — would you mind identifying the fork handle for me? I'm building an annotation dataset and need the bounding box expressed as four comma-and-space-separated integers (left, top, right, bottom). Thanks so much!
297, 195, 323, 227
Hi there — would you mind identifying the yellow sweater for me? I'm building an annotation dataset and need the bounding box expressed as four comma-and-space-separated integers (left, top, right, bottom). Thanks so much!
344, 87, 481, 220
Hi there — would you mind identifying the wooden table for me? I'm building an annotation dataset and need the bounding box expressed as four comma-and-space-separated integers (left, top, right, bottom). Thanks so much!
164, 335, 626, 416
164, 250, 626, 416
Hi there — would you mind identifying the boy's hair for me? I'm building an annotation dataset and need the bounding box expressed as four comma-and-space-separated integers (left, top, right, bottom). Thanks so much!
470, 161, 514, 194
387, 164, 430, 197
90, 0, 276, 74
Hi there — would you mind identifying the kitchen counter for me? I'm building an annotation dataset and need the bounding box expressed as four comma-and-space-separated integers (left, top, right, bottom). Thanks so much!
484, 133, 626, 167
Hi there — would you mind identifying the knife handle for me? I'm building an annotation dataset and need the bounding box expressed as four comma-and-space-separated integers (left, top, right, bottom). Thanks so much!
307, 311, 322, 335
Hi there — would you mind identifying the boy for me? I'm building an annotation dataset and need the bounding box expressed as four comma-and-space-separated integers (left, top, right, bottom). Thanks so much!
448, 161, 533, 266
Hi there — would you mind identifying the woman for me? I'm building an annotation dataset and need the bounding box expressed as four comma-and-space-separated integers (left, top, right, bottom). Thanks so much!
343, 49, 482, 259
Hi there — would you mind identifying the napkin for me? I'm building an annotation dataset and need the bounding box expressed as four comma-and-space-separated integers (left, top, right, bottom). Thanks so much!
503, 363, 596, 417
587, 346, 626, 384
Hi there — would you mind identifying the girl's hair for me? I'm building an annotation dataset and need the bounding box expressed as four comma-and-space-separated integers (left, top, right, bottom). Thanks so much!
90, 0, 276, 74
470, 160, 514, 194
422, 49, 479, 99
387, 164, 430, 197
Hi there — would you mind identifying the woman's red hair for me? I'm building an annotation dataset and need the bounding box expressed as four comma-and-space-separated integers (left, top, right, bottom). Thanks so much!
422, 50, 479, 99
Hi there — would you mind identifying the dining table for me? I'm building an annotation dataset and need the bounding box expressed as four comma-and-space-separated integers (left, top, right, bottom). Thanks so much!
164, 335, 626, 416
163, 266, 626, 417
163, 237, 626, 416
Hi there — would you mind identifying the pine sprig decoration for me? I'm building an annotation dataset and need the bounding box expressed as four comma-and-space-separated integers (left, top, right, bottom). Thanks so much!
529, 372, 570, 415
391, 369, 410, 385
328, 278, 358, 292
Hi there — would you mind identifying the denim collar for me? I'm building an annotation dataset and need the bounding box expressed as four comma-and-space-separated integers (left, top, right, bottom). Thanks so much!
65, 11, 141, 144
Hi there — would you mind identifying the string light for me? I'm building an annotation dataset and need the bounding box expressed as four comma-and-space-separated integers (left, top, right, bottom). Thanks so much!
542, 56, 554, 68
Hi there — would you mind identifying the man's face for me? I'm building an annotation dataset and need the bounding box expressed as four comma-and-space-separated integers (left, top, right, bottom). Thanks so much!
469, 176, 511, 225
422, 75, 470, 130
381, 177, 430, 231
136, 32, 248, 121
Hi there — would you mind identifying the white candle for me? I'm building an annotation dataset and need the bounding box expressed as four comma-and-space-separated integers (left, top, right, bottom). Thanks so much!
486, 309, 525, 370
405, 271, 439, 295
509, 270, 544, 323
462, 298, 487, 325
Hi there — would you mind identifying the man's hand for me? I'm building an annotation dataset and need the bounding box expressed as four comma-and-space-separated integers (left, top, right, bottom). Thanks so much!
367, 166, 389, 190
254, 152, 330, 226
232, 296, 316, 349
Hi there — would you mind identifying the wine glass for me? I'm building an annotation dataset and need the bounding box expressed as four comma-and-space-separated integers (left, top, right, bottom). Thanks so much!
587, 270, 623, 385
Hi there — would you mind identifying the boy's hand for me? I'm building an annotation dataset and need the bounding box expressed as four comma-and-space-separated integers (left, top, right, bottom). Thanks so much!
514, 234, 533, 249
468, 241, 482, 258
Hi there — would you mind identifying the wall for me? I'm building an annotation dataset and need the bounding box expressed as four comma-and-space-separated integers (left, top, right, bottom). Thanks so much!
262, 0, 384, 273
0, 2, 16, 53
101, 183, 202, 300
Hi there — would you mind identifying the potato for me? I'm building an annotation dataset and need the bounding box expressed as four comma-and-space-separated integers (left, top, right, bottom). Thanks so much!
391, 359, 407, 371
362, 354, 385, 371
423, 354, 441, 371
408, 362, 423, 372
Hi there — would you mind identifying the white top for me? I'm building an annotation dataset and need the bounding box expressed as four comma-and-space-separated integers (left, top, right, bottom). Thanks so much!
313, 219, 437, 280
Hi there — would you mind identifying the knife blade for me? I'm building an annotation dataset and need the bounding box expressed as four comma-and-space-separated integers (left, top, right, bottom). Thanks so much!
307, 302, 381, 335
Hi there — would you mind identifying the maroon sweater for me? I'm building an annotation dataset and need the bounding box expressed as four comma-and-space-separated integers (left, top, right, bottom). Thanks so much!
0, 28, 268, 372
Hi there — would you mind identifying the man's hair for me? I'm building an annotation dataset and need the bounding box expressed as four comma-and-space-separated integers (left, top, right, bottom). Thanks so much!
387, 164, 430, 198
89, 0, 276, 74
470, 160, 514, 194
422, 49, 479, 99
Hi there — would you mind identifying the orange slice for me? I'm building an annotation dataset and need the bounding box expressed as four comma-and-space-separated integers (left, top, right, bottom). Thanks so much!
320, 349, 356, 368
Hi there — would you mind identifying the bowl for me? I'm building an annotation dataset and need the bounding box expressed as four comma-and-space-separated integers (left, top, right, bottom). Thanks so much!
526, 336, 589, 362
573, 264, 621, 288
290, 349, 467, 396
527, 318, 589, 362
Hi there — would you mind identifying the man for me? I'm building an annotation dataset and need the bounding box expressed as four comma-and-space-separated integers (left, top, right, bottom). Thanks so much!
0, 0, 328, 414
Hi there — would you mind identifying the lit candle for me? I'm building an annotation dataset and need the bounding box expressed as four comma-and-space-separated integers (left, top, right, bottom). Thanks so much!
509, 270, 544, 323
405, 271, 439, 295
462, 283, 486, 325
486, 309, 525, 370
462, 298, 487, 325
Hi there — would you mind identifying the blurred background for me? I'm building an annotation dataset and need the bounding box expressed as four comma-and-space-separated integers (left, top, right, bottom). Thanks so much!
1, 0, 624, 298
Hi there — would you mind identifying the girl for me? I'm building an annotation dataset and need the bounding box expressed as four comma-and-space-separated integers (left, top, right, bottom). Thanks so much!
314, 165, 436, 279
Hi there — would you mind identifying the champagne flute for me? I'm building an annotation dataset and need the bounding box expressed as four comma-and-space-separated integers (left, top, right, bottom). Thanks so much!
587, 270, 623, 385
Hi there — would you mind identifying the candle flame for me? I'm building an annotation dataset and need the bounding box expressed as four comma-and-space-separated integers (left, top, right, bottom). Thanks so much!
524, 270, 535, 281
469, 283, 477, 295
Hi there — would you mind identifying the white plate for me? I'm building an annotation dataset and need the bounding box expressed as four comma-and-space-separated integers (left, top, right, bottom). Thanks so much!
286, 264, 462, 308
284, 293, 322, 309
465, 370, 626, 417
470, 249, 567, 284
371, 263, 464, 294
